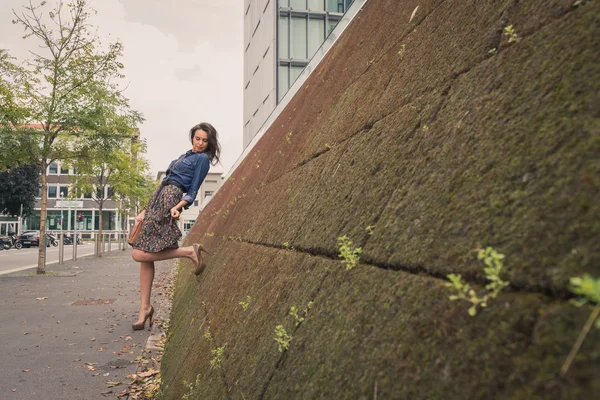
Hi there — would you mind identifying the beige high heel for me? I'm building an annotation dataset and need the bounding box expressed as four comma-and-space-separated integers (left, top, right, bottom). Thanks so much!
132, 305, 154, 331
192, 243, 210, 275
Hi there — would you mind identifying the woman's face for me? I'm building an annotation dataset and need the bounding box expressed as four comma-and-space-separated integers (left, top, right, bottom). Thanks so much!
192, 129, 209, 153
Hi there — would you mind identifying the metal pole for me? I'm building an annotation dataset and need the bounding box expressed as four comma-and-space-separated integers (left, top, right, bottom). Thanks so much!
108, 234, 111, 252
73, 205, 78, 261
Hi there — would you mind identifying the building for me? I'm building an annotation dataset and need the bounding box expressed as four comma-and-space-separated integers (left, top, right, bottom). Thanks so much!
21, 161, 124, 236
156, 170, 223, 234
243, 0, 357, 148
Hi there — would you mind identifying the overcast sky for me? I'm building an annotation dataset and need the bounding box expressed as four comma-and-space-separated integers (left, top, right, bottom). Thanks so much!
0, 0, 243, 177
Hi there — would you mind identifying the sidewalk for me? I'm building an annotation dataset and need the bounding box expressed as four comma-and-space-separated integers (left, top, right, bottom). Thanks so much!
0, 248, 175, 400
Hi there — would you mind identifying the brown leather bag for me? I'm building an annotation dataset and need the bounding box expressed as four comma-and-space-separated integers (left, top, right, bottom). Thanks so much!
128, 210, 145, 246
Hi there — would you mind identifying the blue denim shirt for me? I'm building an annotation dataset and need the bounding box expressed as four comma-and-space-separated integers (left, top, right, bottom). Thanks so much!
164, 150, 210, 209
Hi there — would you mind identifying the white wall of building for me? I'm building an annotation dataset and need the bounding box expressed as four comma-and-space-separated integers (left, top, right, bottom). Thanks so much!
243, 0, 277, 149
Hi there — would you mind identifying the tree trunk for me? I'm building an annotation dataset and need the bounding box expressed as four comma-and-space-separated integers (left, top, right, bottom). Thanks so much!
37, 160, 47, 274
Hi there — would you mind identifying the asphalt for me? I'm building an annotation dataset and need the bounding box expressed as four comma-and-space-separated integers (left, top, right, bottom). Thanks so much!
0, 248, 174, 400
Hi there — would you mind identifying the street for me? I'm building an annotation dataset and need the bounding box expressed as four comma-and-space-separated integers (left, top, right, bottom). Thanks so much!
0, 243, 114, 275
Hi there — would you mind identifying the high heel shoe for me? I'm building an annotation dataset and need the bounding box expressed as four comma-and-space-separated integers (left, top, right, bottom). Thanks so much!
193, 243, 210, 275
132, 305, 154, 331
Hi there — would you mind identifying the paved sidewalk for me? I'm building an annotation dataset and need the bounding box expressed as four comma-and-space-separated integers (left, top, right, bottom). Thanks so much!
0, 248, 175, 400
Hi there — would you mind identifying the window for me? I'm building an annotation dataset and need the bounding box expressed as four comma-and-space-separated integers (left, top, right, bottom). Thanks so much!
59, 186, 68, 198
183, 220, 195, 231
290, 16, 307, 59
60, 165, 69, 175
308, 16, 325, 58
194, 200, 199, 207
205, 191, 214, 199
327, 0, 343, 12
48, 186, 57, 198
278, 65, 289, 101
83, 192, 92, 199
107, 186, 114, 198
290, 0, 306, 9
49, 163, 58, 174
308, 0, 325, 11
278, 16, 289, 59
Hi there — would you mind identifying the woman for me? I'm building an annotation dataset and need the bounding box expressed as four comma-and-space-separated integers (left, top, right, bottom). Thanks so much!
130, 122, 220, 330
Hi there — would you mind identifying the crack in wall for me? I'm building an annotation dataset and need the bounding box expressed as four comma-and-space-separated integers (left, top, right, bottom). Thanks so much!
233, 237, 573, 301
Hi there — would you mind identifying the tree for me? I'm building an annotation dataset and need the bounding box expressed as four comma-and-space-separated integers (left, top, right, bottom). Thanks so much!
70, 134, 148, 256
9, 0, 141, 273
0, 164, 39, 217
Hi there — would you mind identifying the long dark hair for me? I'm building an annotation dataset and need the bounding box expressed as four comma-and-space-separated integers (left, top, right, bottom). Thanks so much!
189, 122, 220, 165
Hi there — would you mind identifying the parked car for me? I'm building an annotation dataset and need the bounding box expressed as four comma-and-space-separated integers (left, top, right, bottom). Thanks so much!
18, 231, 58, 248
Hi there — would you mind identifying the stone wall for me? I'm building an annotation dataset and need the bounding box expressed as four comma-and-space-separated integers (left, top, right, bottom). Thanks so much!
160, 0, 600, 398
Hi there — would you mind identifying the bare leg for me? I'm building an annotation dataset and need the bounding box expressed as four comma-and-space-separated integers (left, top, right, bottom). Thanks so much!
132, 246, 197, 265
132, 246, 197, 325
136, 261, 155, 325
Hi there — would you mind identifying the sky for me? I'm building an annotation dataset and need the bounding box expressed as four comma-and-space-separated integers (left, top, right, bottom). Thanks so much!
0, 0, 244, 177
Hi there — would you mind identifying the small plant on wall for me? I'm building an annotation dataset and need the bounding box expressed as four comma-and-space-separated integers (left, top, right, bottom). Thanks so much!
445, 247, 510, 316
561, 274, 600, 376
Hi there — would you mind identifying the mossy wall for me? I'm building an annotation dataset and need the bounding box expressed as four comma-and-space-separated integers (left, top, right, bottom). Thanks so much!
160, 0, 600, 398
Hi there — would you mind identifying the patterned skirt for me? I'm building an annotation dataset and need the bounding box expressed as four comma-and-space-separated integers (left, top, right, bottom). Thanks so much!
132, 184, 183, 252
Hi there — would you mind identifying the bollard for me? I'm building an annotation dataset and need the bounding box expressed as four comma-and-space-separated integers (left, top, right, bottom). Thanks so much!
73, 234, 78, 261
58, 232, 64, 265
108, 234, 112, 252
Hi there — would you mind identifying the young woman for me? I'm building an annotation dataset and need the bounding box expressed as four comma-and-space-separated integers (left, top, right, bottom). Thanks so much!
130, 122, 220, 330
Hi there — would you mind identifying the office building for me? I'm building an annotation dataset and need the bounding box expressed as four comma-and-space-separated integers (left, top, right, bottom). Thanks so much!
243, 0, 356, 148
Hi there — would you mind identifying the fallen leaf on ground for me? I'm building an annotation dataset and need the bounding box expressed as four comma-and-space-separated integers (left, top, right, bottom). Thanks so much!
106, 381, 121, 387
23, 369, 30, 372
36, 297, 48, 301
138, 369, 158, 378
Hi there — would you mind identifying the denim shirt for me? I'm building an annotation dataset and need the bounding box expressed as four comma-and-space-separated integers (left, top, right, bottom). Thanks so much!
164, 150, 210, 209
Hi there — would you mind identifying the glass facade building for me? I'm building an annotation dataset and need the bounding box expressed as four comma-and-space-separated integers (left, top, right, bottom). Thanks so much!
243, 0, 356, 148
277, 0, 354, 101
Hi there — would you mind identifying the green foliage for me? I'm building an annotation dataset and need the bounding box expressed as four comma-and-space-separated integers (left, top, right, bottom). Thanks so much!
477, 246, 510, 298
239, 296, 251, 311
569, 275, 600, 329
488, 48, 498, 55
274, 325, 292, 352
282, 241, 295, 250
290, 301, 314, 326
210, 344, 226, 369
446, 247, 510, 316
337, 235, 362, 270
0, 165, 40, 216
365, 225, 375, 236
182, 374, 201, 400
504, 25, 519, 43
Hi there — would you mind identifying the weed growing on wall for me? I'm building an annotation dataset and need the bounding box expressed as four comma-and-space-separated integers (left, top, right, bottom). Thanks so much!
290, 301, 314, 326
446, 247, 510, 316
274, 325, 292, 352
182, 374, 201, 400
210, 345, 226, 369
561, 274, 600, 376
239, 296, 251, 311
337, 235, 362, 270
504, 25, 519, 43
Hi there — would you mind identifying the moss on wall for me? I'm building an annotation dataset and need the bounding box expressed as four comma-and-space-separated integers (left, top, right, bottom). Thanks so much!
160, 0, 600, 398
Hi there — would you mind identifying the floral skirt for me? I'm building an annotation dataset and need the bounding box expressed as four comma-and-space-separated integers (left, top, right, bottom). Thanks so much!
132, 184, 182, 252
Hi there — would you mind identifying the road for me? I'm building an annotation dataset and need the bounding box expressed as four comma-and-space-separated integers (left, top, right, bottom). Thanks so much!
0, 243, 114, 275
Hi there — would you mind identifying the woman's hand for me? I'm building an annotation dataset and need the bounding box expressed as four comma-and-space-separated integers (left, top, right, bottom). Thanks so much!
170, 207, 181, 220
135, 210, 145, 223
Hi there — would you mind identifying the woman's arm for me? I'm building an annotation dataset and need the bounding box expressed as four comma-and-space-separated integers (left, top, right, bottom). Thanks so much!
181, 153, 210, 209
170, 200, 189, 219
